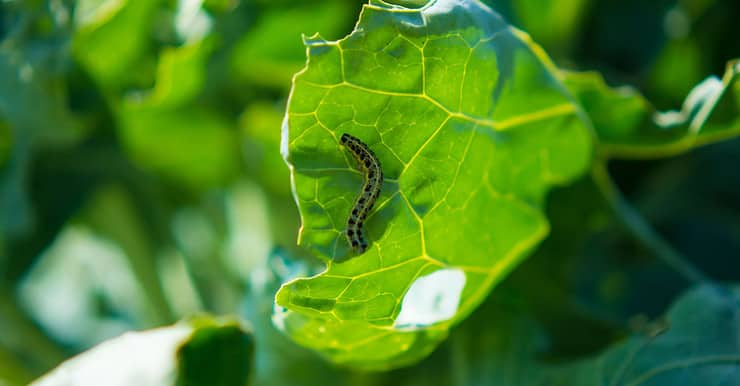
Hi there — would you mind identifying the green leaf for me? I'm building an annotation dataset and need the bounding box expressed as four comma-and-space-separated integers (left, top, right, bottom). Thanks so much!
0, 120, 10, 170
0, 20, 84, 240
278, 0, 592, 369
30, 318, 254, 386
176, 319, 255, 386
240, 103, 292, 197
443, 284, 740, 386
552, 285, 740, 386
0, 345, 34, 386
510, 0, 590, 51
101, 14, 238, 189
229, 1, 357, 89
145, 39, 215, 109
563, 59, 740, 159
73, 0, 159, 90
117, 105, 240, 189
648, 39, 706, 103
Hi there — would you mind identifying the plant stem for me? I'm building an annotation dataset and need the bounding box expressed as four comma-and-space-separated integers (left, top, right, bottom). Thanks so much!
599, 124, 740, 160
591, 162, 711, 285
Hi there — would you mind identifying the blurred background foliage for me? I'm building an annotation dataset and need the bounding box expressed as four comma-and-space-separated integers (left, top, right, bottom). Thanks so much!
0, 0, 738, 385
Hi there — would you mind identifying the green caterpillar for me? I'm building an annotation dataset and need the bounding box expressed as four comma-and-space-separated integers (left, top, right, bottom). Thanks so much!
340, 133, 383, 254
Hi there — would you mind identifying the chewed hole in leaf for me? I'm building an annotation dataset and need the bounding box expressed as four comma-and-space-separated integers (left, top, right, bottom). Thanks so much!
394, 268, 466, 329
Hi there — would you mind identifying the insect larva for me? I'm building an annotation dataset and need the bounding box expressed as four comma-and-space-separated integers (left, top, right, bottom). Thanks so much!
340, 133, 383, 254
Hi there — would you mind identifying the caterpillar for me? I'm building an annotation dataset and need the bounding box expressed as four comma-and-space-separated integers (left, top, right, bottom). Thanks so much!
340, 133, 383, 254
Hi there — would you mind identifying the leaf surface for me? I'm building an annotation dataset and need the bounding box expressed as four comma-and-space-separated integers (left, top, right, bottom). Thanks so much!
278, 0, 592, 369
0, 17, 84, 241
563, 59, 740, 159
554, 285, 740, 386
30, 318, 254, 386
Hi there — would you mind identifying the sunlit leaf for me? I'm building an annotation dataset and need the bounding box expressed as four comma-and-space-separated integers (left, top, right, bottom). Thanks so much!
118, 106, 239, 189
100, 13, 236, 190
230, 1, 356, 89
511, 0, 590, 50
278, 0, 592, 369
112, 33, 239, 189
240, 103, 292, 197
73, 0, 158, 89
145, 39, 214, 109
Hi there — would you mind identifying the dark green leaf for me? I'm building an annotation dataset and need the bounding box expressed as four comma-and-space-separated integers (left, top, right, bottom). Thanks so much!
176, 319, 254, 386
551, 285, 740, 386
563, 59, 740, 159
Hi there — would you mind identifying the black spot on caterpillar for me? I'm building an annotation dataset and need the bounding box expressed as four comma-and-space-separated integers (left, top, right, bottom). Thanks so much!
340, 133, 383, 254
